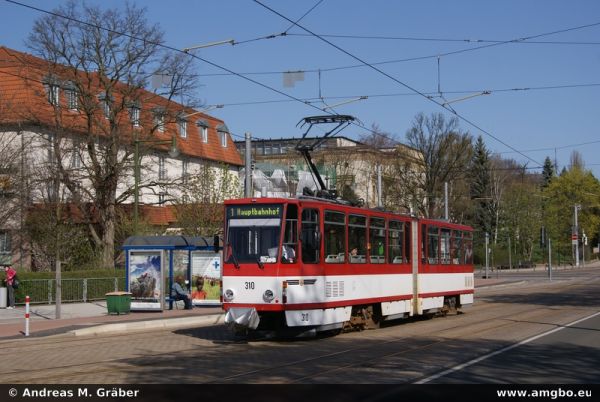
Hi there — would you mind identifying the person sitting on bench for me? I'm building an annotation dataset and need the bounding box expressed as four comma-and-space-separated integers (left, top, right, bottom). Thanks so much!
171, 275, 193, 310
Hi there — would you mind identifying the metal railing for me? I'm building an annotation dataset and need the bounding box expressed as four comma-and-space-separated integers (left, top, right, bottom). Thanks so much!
14, 277, 126, 305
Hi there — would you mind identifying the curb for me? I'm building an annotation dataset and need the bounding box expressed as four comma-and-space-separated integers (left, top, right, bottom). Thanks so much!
70, 313, 226, 337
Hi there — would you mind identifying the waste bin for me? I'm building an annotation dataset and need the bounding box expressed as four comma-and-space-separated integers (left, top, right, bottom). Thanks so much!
105, 291, 132, 315
0, 287, 6, 308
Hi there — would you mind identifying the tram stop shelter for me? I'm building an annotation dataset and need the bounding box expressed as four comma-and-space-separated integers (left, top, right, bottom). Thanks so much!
123, 236, 221, 311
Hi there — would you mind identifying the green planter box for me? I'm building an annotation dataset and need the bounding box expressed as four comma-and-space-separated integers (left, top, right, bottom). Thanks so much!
106, 291, 132, 315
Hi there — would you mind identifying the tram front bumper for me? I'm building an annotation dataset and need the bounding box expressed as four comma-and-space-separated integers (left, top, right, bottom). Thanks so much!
224, 307, 260, 330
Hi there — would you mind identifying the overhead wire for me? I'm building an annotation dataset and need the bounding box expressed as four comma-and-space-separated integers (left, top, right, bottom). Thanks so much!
285, 32, 600, 46
200, 82, 600, 108
252, 0, 544, 167
8, 0, 589, 170
3, 0, 394, 145
231, 0, 324, 46
195, 20, 600, 77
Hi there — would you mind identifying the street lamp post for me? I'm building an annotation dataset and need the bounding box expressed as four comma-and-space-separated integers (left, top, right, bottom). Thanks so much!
133, 135, 179, 235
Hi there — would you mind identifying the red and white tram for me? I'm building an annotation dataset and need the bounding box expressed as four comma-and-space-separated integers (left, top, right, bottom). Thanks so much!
222, 196, 474, 334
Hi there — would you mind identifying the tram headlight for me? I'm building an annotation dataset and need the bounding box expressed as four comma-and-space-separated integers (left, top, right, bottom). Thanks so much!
263, 289, 274, 303
224, 288, 235, 302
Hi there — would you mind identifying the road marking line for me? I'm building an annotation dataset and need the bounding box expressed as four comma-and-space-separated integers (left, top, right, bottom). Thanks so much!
415, 310, 600, 384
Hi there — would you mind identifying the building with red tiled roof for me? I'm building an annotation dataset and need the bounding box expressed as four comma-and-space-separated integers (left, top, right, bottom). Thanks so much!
0, 45, 242, 268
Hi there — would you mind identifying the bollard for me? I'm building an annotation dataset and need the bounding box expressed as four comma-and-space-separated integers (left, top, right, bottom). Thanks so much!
25, 295, 30, 337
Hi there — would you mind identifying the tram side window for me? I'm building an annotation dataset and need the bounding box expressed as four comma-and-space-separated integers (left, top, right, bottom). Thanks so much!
324, 211, 346, 263
463, 232, 474, 264
388, 220, 404, 264
369, 217, 386, 264
440, 228, 451, 264
301, 208, 320, 264
281, 204, 298, 264
451, 230, 462, 265
404, 222, 411, 263
428, 226, 440, 264
348, 215, 367, 263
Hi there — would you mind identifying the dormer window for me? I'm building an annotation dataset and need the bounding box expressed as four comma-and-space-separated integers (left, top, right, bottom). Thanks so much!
64, 82, 78, 110
66, 89, 78, 110
42, 75, 61, 107
98, 93, 113, 119
178, 118, 187, 138
129, 106, 141, 127
46, 84, 60, 106
153, 109, 165, 132
217, 123, 229, 148
197, 119, 209, 143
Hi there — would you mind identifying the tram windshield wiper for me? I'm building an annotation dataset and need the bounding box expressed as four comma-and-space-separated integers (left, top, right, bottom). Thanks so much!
226, 244, 240, 269
256, 257, 264, 270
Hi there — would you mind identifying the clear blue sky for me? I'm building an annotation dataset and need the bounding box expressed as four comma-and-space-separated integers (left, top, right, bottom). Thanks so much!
2, 0, 600, 176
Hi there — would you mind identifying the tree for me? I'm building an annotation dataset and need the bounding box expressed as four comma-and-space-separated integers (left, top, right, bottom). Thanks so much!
25, 1, 199, 268
569, 150, 585, 170
358, 123, 398, 148
541, 156, 555, 189
403, 112, 472, 218
469, 136, 492, 237
175, 164, 241, 237
543, 165, 600, 260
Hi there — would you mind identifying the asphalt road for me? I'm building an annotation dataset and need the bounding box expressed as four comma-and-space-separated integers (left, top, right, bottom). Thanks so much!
0, 266, 598, 384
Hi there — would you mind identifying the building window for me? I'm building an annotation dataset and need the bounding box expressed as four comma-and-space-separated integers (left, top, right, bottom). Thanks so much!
216, 124, 229, 148
129, 106, 141, 127
0, 231, 11, 264
182, 160, 189, 183
102, 100, 110, 118
66, 89, 78, 110
197, 120, 209, 143
158, 192, 166, 205
154, 113, 165, 132
158, 156, 167, 180
46, 85, 59, 106
178, 119, 187, 138
70, 150, 82, 169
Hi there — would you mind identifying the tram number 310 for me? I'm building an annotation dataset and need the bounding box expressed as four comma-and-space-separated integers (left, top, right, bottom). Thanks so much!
244, 282, 255, 290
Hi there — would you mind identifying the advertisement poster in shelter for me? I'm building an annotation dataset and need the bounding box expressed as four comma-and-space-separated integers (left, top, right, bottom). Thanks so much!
128, 251, 163, 310
190, 252, 221, 305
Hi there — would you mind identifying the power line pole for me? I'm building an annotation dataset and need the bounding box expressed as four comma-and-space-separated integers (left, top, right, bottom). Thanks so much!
573, 205, 580, 267
485, 232, 490, 279
245, 132, 252, 197
377, 163, 382, 208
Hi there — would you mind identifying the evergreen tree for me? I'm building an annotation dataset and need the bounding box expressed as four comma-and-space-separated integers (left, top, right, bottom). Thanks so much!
470, 136, 492, 236
541, 156, 555, 188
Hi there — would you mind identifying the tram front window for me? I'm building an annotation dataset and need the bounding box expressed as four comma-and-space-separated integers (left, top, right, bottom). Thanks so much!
226, 224, 281, 264
225, 204, 283, 265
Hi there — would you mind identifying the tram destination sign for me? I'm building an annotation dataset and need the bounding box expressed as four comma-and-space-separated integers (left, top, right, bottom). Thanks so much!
228, 204, 282, 219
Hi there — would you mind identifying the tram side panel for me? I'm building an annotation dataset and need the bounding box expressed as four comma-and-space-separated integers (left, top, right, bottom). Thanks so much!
414, 220, 475, 315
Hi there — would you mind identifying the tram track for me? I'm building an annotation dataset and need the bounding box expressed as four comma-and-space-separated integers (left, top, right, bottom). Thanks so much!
2, 275, 597, 384
210, 303, 591, 383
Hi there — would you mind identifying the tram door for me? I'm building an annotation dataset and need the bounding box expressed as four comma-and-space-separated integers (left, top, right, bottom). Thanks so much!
300, 208, 320, 266
281, 204, 299, 267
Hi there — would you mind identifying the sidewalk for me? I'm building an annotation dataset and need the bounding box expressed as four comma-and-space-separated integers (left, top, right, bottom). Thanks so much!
0, 301, 224, 340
